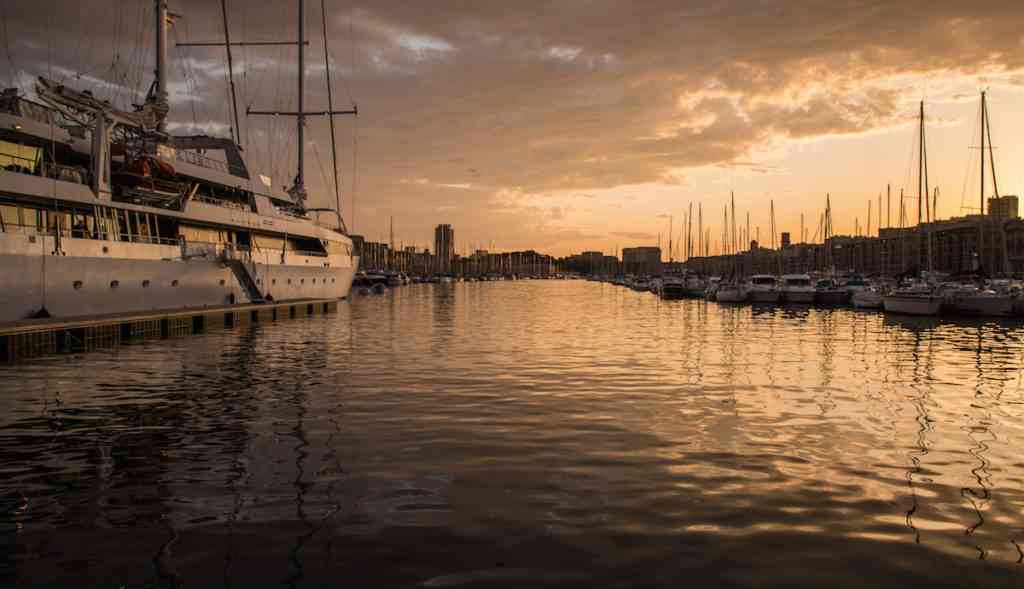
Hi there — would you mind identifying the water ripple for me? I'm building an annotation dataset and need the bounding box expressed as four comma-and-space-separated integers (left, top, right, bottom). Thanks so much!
2, 281, 1023, 586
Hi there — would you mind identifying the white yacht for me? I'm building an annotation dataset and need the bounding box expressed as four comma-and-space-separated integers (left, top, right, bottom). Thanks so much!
779, 274, 815, 304
851, 285, 884, 309
745, 274, 780, 304
658, 274, 687, 299
941, 284, 1014, 317
715, 279, 747, 303
0, 1, 357, 323
883, 282, 942, 316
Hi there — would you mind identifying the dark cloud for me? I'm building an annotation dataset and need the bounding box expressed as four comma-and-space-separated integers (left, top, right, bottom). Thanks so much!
2, 1, 1023, 254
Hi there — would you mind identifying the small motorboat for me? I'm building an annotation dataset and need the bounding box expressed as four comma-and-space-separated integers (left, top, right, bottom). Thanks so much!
941, 284, 1014, 317
851, 286, 884, 309
715, 280, 747, 303
779, 274, 815, 304
815, 278, 849, 306
746, 274, 780, 304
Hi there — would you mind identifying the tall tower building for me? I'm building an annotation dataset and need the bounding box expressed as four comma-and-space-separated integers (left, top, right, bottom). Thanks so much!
434, 224, 455, 273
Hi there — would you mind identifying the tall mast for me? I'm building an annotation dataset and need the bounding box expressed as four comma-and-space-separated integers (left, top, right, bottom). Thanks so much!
980, 90, 986, 216
153, 0, 169, 132
668, 216, 673, 263
921, 101, 929, 225
296, 0, 306, 196
697, 204, 702, 261
243, 0, 358, 211
984, 92, 1000, 199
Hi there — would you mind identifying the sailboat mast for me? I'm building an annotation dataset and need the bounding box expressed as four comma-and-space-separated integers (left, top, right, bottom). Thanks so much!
697, 204, 702, 261
921, 101, 929, 228
668, 216, 673, 263
154, 0, 169, 132
296, 0, 306, 192
984, 91, 1000, 199
980, 91, 986, 216
687, 202, 693, 261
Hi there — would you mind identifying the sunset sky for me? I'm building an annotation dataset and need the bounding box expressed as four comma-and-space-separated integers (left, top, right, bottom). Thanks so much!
3, 1, 1024, 257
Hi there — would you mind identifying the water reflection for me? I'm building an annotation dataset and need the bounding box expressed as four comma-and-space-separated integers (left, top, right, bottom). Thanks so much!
2, 281, 1023, 586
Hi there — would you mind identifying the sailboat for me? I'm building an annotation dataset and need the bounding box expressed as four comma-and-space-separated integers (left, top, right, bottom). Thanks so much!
715, 193, 747, 303
943, 91, 1015, 317
883, 101, 942, 316
815, 194, 850, 306
0, 0, 358, 321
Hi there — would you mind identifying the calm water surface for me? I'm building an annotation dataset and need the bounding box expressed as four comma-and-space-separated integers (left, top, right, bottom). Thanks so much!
2, 281, 1024, 587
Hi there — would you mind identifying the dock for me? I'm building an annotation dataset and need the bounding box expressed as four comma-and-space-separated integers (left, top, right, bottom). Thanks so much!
0, 298, 340, 362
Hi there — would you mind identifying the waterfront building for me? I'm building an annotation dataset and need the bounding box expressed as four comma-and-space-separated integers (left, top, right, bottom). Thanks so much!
622, 247, 662, 275
686, 197, 1024, 277
435, 224, 455, 274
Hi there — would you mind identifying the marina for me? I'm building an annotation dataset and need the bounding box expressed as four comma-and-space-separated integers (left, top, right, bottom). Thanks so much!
4, 0, 1024, 586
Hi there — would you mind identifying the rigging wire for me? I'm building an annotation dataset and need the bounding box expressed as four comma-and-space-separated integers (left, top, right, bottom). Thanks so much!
322, 0, 346, 230
959, 99, 983, 215
171, 24, 199, 128
351, 114, 358, 232
0, 1, 20, 88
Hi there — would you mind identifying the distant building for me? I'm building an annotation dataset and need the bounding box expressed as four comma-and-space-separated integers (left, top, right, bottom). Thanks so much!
988, 195, 1019, 220
622, 246, 661, 275
434, 224, 455, 273
780, 232, 791, 248
580, 251, 603, 274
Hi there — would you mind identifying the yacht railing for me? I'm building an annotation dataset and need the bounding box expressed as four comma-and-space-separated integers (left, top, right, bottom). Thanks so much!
0, 221, 179, 245
171, 149, 247, 177
190, 193, 249, 211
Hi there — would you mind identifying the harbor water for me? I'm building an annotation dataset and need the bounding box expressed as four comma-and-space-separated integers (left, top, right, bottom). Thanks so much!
2, 280, 1023, 587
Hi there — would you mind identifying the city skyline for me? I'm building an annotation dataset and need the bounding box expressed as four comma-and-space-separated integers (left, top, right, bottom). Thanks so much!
3, 1, 1024, 256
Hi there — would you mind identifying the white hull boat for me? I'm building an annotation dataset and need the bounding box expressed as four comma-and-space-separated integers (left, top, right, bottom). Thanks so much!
851, 288, 884, 309
715, 284, 747, 303
946, 293, 1014, 317
0, 4, 358, 323
883, 293, 942, 316
779, 274, 815, 304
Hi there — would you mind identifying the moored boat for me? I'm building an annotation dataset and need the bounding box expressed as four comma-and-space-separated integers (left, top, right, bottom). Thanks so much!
659, 275, 687, 299
851, 286, 884, 309
780, 274, 815, 304
0, 1, 358, 323
883, 283, 942, 316
942, 284, 1014, 317
715, 280, 747, 303
746, 274, 780, 304
815, 278, 849, 306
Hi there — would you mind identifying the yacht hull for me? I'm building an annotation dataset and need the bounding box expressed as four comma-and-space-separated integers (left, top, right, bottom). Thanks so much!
851, 291, 884, 309
815, 290, 849, 306
0, 234, 355, 322
747, 290, 780, 304
781, 290, 816, 304
716, 287, 747, 303
883, 294, 942, 316
946, 295, 1014, 317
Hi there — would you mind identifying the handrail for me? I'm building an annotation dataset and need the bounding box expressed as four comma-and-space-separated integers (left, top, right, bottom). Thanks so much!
170, 149, 249, 178
190, 193, 249, 211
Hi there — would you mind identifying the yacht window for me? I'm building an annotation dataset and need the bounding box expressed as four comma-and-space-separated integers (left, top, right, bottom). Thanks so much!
0, 140, 40, 174
0, 204, 19, 229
